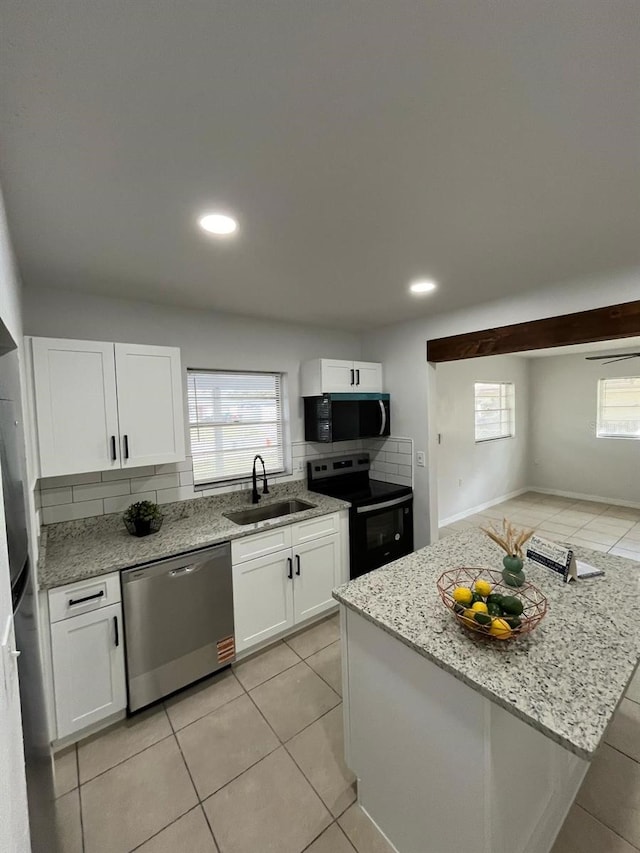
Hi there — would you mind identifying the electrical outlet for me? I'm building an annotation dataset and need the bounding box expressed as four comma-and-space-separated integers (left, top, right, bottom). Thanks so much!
416, 451, 426, 467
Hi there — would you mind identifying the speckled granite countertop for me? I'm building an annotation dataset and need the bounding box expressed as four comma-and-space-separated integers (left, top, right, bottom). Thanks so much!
39, 483, 349, 589
334, 528, 640, 760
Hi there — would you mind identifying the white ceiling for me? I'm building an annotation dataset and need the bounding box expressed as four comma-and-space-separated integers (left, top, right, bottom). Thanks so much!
1, 2, 639, 331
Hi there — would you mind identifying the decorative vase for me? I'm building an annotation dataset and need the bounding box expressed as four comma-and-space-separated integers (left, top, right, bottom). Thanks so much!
502, 554, 525, 587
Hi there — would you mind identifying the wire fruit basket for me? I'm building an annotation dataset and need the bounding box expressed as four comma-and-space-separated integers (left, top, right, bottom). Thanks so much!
437, 567, 547, 640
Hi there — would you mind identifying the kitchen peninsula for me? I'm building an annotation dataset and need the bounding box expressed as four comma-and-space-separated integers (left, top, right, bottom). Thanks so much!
334, 528, 640, 853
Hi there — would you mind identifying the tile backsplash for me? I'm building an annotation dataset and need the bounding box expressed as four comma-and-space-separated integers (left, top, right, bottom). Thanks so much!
34, 438, 414, 526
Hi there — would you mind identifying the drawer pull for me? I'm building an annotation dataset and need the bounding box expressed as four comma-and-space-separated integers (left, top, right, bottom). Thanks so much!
68, 590, 105, 607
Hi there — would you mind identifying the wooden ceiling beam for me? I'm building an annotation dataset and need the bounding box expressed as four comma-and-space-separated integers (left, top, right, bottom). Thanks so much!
426, 300, 640, 363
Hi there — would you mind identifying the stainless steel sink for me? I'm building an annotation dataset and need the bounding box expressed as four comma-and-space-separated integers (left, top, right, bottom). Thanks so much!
223, 499, 316, 526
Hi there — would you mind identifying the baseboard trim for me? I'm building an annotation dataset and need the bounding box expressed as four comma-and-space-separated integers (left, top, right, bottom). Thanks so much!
530, 487, 640, 511
439, 487, 531, 527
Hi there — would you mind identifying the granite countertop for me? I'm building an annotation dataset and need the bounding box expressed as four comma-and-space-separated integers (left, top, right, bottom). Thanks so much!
39, 482, 349, 589
333, 527, 640, 760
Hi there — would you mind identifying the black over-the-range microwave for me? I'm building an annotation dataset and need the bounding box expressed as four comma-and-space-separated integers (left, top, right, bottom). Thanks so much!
303, 393, 391, 442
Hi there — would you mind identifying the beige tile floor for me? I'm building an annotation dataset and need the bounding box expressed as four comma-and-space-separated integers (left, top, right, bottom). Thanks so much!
440, 491, 640, 563
54, 504, 640, 853
54, 613, 391, 853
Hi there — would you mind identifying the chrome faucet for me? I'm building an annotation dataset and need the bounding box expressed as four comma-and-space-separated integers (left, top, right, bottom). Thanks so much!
251, 454, 269, 504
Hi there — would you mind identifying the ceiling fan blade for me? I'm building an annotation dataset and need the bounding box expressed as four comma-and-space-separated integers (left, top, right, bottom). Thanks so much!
585, 353, 640, 362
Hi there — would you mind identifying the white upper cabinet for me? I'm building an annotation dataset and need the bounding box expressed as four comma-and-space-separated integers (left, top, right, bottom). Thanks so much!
114, 344, 185, 468
353, 361, 383, 393
301, 358, 383, 396
32, 338, 121, 477
31, 337, 185, 477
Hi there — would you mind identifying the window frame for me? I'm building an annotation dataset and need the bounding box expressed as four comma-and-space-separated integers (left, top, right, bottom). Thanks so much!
187, 368, 290, 489
596, 375, 640, 441
473, 381, 515, 443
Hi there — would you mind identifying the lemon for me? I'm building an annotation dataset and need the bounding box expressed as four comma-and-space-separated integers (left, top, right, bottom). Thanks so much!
474, 579, 492, 598
452, 587, 473, 606
471, 601, 488, 614
489, 618, 512, 639
462, 608, 477, 624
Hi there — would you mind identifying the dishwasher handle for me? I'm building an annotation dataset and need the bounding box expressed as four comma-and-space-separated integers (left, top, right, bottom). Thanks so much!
169, 564, 200, 577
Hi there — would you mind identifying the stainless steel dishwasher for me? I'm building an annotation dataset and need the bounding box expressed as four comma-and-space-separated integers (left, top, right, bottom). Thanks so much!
122, 542, 234, 712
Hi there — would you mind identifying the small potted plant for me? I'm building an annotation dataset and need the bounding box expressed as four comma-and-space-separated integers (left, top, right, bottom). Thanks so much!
481, 519, 534, 587
123, 500, 163, 537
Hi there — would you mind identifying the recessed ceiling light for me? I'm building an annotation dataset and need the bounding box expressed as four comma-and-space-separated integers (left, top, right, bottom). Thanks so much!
409, 279, 437, 295
198, 212, 238, 236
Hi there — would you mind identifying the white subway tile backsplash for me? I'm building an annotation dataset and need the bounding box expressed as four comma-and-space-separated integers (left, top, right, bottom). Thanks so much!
396, 440, 412, 455
42, 500, 104, 524
154, 459, 193, 474
377, 461, 399, 475
101, 465, 156, 481
39, 471, 101, 489
131, 473, 180, 493
103, 492, 157, 514
292, 443, 308, 458
385, 452, 410, 465
382, 440, 399, 453
386, 474, 412, 487
40, 487, 73, 507
73, 481, 131, 502
156, 486, 200, 505
179, 470, 194, 487
397, 464, 412, 479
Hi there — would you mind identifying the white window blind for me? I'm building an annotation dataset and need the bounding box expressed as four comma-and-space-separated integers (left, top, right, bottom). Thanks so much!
474, 382, 515, 442
597, 376, 640, 439
187, 370, 286, 485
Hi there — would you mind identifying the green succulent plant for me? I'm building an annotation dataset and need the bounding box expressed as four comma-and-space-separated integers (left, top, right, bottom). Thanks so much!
123, 500, 162, 524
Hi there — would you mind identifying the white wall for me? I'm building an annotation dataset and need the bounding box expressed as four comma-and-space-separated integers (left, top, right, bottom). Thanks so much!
0, 191, 31, 853
361, 267, 640, 547
23, 286, 366, 520
437, 355, 530, 523
530, 353, 640, 506
24, 286, 362, 445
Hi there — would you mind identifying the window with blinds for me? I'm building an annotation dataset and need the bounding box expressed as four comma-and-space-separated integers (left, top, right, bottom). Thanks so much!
474, 382, 515, 442
187, 370, 287, 485
597, 376, 640, 439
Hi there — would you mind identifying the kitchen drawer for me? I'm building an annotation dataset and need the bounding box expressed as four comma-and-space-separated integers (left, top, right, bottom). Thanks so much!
291, 512, 340, 546
49, 572, 121, 623
232, 526, 292, 564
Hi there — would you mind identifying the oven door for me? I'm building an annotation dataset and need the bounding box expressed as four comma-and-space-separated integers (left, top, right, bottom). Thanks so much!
350, 495, 413, 579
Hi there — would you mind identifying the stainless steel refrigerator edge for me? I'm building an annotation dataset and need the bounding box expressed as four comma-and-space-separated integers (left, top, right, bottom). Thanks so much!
1, 348, 57, 852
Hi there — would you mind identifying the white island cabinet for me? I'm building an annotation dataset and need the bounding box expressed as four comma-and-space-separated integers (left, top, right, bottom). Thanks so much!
30, 336, 185, 477
335, 530, 640, 853
49, 573, 126, 740
232, 510, 348, 653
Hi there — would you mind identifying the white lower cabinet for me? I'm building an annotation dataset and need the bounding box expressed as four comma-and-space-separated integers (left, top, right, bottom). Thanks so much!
232, 513, 344, 654
233, 551, 295, 652
293, 534, 341, 623
49, 577, 126, 739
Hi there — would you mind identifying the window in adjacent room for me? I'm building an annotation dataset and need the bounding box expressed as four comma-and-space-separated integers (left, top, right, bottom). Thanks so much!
596, 376, 640, 439
187, 369, 287, 486
474, 381, 515, 442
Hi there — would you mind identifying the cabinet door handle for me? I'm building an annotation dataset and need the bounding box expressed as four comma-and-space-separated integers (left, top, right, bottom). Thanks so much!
287, 557, 293, 580
123, 434, 129, 460
356, 369, 360, 385
110, 435, 117, 461
68, 590, 104, 607
114, 615, 119, 647
295, 554, 301, 576
350, 369, 354, 386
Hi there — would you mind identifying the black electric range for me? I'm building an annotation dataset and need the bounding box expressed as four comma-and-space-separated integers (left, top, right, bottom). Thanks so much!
307, 452, 413, 579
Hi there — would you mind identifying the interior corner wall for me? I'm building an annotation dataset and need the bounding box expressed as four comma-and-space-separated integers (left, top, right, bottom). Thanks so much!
436, 355, 530, 523
529, 353, 640, 506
